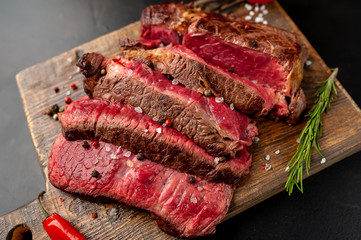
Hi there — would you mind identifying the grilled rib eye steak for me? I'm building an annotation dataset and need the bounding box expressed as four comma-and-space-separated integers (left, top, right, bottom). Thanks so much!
49, 134, 234, 238
78, 53, 258, 158
59, 97, 252, 183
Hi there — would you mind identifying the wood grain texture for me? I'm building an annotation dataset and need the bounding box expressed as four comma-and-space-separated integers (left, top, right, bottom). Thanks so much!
1, 2, 361, 239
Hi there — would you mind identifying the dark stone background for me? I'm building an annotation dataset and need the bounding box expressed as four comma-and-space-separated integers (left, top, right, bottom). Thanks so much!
0, 0, 360, 239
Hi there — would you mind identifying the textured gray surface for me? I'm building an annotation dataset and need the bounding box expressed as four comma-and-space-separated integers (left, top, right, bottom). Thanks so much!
0, 0, 360, 239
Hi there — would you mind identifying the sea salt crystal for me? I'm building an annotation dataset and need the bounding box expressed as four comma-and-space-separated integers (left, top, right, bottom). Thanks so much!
67, 57, 72, 63
230, 103, 235, 110
144, 129, 149, 133
275, 149, 280, 155
116, 146, 122, 154
258, 13, 263, 17
245, 3, 253, 11
197, 186, 203, 191
127, 69, 133, 75
172, 79, 179, 85
190, 196, 198, 204
263, 9, 269, 15
255, 17, 263, 23
76, 67, 80, 72
135, 107, 143, 114
265, 163, 272, 171
162, 123, 167, 127
156, 127, 162, 133
214, 157, 220, 164
68, 75, 73, 80
260, 4, 266, 11
254, 6, 259, 12
123, 151, 131, 157
105, 145, 111, 152
245, 15, 252, 21
66, 90, 71, 96
285, 166, 290, 172
127, 160, 134, 168
215, 97, 224, 103
321, 158, 326, 164
110, 153, 117, 159
262, 20, 268, 25
249, 11, 255, 16
296, 138, 300, 143
305, 60, 312, 66
253, 136, 260, 144
265, 155, 270, 161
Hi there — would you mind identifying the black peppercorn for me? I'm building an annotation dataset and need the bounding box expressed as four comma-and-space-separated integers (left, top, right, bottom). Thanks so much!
52, 104, 59, 113
136, 153, 145, 161
227, 68, 234, 73
251, 40, 258, 48
163, 74, 174, 80
91, 170, 99, 178
82, 141, 90, 149
189, 176, 196, 184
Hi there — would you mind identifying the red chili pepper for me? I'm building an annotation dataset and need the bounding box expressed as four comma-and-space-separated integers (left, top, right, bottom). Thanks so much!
65, 96, 72, 104
92, 141, 99, 148
244, 23, 250, 30
37, 191, 87, 240
165, 119, 172, 127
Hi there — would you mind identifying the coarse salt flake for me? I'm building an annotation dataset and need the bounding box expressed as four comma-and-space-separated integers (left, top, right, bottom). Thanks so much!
285, 166, 290, 172
156, 127, 162, 133
135, 107, 143, 114
245, 3, 253, 11
265, 155, 270, 161
255, 17, 263, 23
260, 4, 266, 11
215, 97, 224, 103
197, 186, 203, 191
123, 151, 131, 157
305, 60, 312, 66
321, 158, 326, 164
262, 20, 268, 25
296, 138, 300, 143
253, 136, 260, 144
263, 9, 269, 15
66, 91, 71, 96
67, 57, 72, 63
190, 196, 198, 204
116, 146, 122, 154
110, 153, 117, 159
172, 79, 179, 85
127, 69, 133, 75
127, 160, 134, 168
258, 13, 263, 17
249, 11, 255, 16
245, 15, 252, 21
105, 145, 111, 152
254, 6, 259, 12
275, 150, 280, 155
144, 129, 149, 133
214, 157, 220, 164
230, 103, 235, 110
265, 163, 272, 171
76, 67, 80, 72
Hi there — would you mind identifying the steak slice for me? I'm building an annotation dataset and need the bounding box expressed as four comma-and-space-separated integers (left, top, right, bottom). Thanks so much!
121, 45, 276, 117
78, 52, 257, 158
59, 97, 252, 183
49, 134, 234, 238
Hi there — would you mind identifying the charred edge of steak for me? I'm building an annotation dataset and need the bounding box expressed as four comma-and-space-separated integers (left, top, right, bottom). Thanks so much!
287, 88, 307, 125
77, 53, 104, 98
119, 38, 163, 50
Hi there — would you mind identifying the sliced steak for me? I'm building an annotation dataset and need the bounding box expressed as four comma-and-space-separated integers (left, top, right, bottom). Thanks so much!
49, 134, 233, 238
184, 15, 308, 98
59, 97, 252, 183
78, 52, 257, 158
121, 45, 276, 117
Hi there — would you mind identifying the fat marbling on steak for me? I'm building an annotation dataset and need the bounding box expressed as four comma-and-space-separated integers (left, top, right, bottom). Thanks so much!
48, 134, 234, 238
78, 53, 258, 158
58, 97, 252, 183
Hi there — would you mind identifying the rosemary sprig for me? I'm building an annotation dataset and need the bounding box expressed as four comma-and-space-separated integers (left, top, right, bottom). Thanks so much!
285, 68, 339, 195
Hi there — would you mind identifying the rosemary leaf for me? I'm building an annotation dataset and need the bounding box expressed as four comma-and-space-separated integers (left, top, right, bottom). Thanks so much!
285, 68, 338, 195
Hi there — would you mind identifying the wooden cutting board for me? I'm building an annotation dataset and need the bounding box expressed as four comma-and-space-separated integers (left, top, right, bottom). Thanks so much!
1, 1, 361, 239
